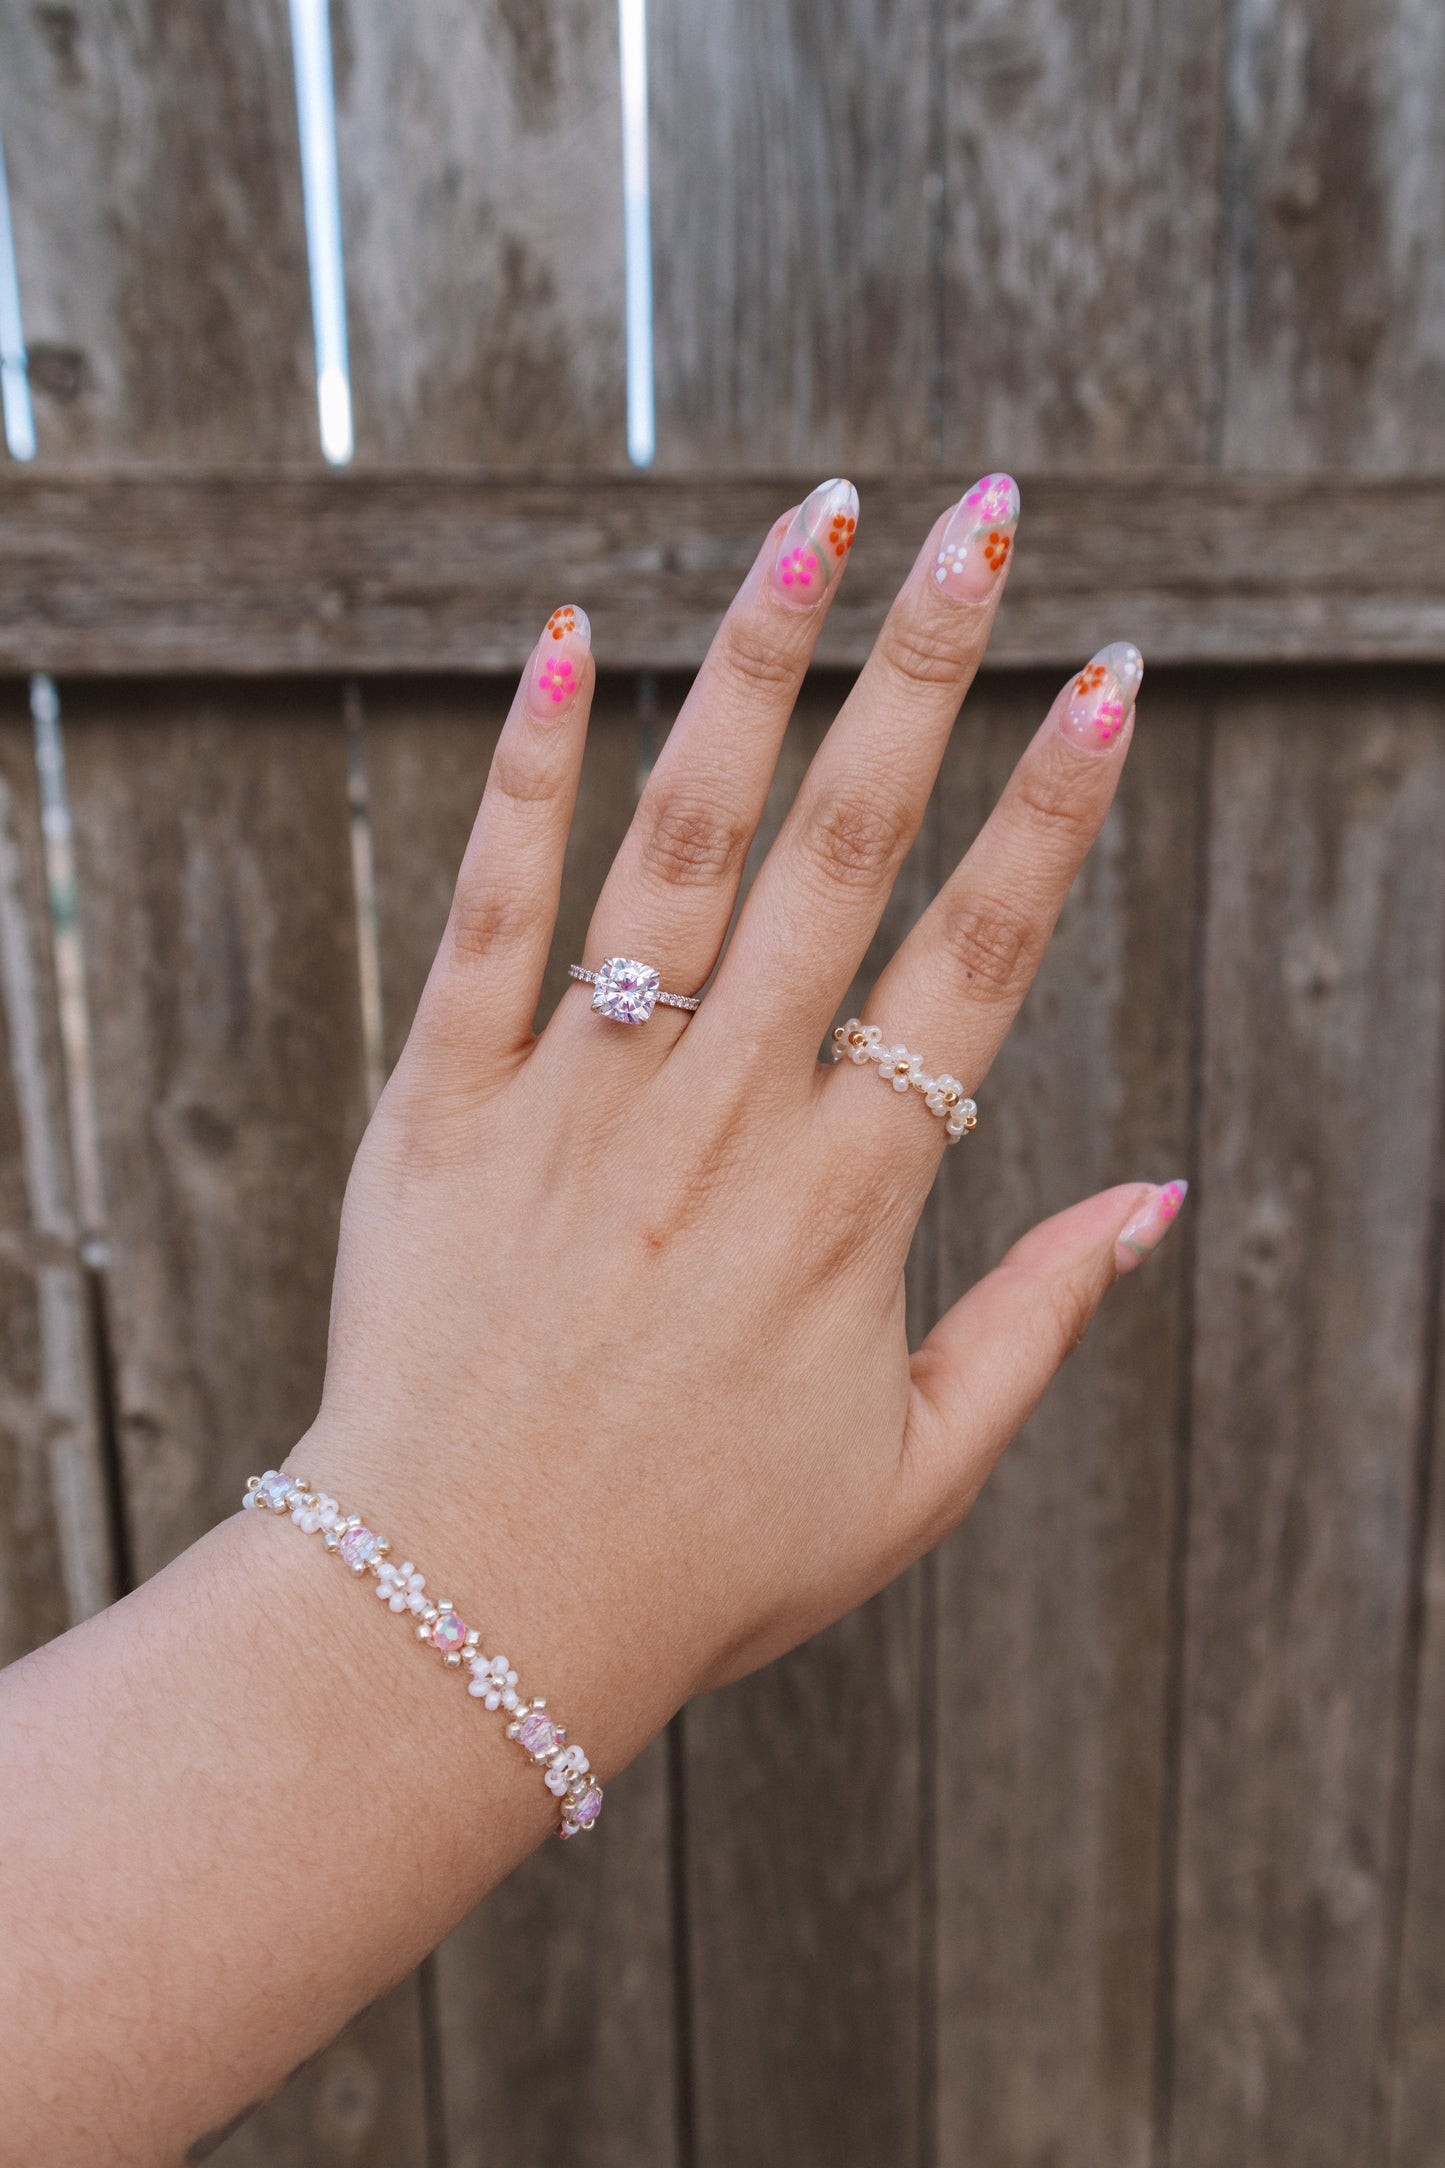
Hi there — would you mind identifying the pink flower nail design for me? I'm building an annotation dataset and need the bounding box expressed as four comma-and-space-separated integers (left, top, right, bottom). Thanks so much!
1060, 642, 1143, 751
1116, 1179, 1190, 1273
772, 478, 859, 605
933, 472, 1020, 601
538, 657, 575, 703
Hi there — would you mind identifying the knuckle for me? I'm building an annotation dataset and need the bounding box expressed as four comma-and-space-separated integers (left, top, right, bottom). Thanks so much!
874, 615, 979, 693
935, 891, 1039, 1001
487, 737, 570, 811
718, 618, 802, 699
639, 792, 752, 889
798, 786, 914, 890
446, 885, 527, 967
1010, 757, 1102, 847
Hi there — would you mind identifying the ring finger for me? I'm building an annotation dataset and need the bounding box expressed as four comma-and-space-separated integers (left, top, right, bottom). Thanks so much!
557, 478, 859, 1050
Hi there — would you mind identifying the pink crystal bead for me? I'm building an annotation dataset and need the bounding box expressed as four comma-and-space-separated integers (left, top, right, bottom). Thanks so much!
517, 1710, 560, 1757
338, 1524, 379, 1571
431, 1613, 467, 1655
572, 1785, 603, 1829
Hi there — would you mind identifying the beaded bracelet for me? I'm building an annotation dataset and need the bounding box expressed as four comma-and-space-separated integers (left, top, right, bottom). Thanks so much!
243, 1470, 603, 1839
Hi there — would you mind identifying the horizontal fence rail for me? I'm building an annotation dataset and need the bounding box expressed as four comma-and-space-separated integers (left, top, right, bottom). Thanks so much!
0, 471, 1441, 675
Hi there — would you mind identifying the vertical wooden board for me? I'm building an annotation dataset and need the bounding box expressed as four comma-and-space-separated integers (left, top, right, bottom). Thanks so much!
433, 1738, 675, 2168
0, 683, 109, 1661
1173, 680, 1445, 2168
62, 682, 367, 1573
683, 674, 934, 2168
62, 680, 431, 2168
332, 0, 628, 465
648, 0, 938, 469
0, 0, 316, 463
1395, 1250, 1445, 2167
939, 0, 1227, 468
1218, 0, 1445, 469
931, 677, 1202, 2168
364, 673, 674, 2165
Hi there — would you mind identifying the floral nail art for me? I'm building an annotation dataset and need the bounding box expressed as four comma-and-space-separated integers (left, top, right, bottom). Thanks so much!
1116, 1179, 1189, 1274
1059, 641, 1144, 751
772, 478, 859, 605
933, 472, 1020, 602
527, 604, 591, 718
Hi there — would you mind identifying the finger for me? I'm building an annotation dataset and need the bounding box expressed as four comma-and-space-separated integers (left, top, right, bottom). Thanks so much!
838, 642, 1144, 1166
714, 474, 1020, 1054
902, 1178, 1189, 1542
405, 606, 594, 1075
564, 479, 858, 1045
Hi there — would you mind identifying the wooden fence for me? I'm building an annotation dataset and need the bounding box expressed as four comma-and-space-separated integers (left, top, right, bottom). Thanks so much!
1, 3, 1443, 2164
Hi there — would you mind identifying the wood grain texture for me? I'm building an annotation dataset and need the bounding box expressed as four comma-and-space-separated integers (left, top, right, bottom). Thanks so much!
362, 676, 674, 2166
931, 675, 1202, 2168
940, 0, 1227, 468
0, 684, 110, 1662
60, 681, 427, 2167
1394, 1230, 1445, 2166
2, 471, 1443, 676
332, 0, 627, 465
682, 675, 935, 2168
1172, 677, 1445, 2168
0, 0, 316, 463
648, 0, 937, 468
1217, 0, 1445, 468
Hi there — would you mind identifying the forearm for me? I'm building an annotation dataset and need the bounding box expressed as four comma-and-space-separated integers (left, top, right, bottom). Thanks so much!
0, 1448, 663, 2166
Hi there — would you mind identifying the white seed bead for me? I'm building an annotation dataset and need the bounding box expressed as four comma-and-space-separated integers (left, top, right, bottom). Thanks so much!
501, 1688, 519, 1711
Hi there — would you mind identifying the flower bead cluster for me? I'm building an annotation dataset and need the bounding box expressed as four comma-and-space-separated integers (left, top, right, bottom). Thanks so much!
831, 1019, 979, 1142
243, 1471, 604, 1840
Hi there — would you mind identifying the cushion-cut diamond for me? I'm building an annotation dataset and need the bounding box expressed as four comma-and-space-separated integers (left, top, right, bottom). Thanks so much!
592, 956, 660, 1024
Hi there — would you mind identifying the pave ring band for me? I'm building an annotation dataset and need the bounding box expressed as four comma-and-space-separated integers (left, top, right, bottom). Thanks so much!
570, 957, 703, 1025
831, 1019, 979, 1142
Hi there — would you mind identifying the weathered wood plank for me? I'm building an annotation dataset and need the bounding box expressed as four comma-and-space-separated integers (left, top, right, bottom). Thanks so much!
61, 679, 426, 2166
648, 0, 936, 468
361, 675, 675, 2166
0, 0, 316, 463
1, 471, 1441, 675
332, 0, 628, 466
1173, 677, 1445, 2168
1394, 1236, 1445, 2165
940, 0, 1228, 467
1218, 0, 1445, 468
931, 674, 1202, 2167
683, 675, 934, 2168
0, 681, 110, 1662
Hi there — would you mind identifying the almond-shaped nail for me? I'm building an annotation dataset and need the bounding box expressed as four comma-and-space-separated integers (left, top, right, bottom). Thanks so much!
1059, 641, 1143, 752
526, 604, 591, 719
772, 478, 858, 605
1115, 1179, 1188, 1274
933, 472, 1020, 602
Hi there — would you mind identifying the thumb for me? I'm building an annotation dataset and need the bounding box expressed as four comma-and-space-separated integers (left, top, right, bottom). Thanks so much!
903, 1178, 1188, 1538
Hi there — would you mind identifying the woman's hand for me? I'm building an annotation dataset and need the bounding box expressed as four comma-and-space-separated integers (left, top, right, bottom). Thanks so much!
0, 477, 1187, 2163
304, 474, 1185, 1770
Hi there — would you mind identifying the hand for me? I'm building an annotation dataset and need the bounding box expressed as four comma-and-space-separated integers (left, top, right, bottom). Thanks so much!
301, 474, 1187, 1772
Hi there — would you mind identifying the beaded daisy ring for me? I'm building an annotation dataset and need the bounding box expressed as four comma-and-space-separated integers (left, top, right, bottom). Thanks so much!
243, 1471, 603, 1839
830, 1019, 979, 1143
569, 957, 703, 1025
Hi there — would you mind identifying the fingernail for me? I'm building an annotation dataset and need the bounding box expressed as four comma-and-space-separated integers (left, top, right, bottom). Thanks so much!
1115, 1179, 1188, 1275
772, 478, 858, 605
527, 604, 591, 718
932, 472, 1020, 602
1059, 642, 1144, 751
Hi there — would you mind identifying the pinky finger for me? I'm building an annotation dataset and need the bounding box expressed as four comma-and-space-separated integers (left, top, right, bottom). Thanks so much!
901, 1178, 1189, 1539
410, 606, 594, 1075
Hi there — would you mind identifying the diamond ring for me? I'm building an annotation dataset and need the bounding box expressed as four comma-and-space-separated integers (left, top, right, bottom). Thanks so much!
569, 958, 703, 1025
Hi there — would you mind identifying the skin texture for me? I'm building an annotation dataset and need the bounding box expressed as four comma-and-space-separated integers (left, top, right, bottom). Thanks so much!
0, 481, 1183, 2164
